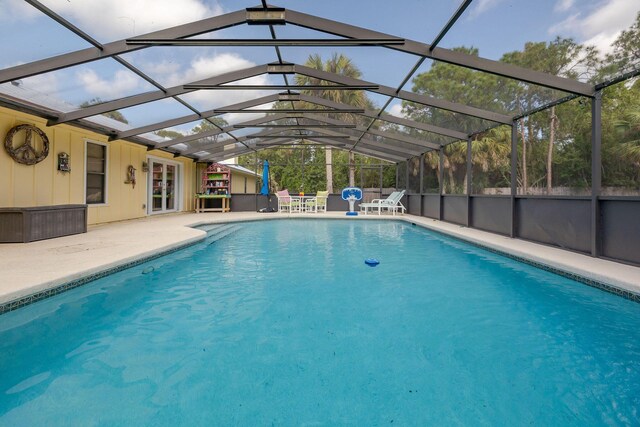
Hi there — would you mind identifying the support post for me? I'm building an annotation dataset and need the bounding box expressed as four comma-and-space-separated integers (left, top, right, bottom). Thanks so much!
439, 148, 444, 220
255, 152, 259, 212
419, 153, 425, 217
466, 137, 472, 227
395, 163, 399, 192
591, 91, 602, 257
379, 164, 383, 200
510, 121, 518, 238
405, 159, 410, 192
300, 148, 305, 192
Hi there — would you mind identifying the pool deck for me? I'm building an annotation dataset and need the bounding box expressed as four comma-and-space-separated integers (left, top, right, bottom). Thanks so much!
1, 211, 639, 308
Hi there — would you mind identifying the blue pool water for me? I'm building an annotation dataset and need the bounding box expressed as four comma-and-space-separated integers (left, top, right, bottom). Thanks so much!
1, 219, 639, 425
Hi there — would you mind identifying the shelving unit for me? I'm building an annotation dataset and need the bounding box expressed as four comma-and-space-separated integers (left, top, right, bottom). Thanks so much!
152, 163, 163, 211
195, 163, 232, 213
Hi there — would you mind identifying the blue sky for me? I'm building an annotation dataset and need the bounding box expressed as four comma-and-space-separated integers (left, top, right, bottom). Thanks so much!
0, 0, 638, 134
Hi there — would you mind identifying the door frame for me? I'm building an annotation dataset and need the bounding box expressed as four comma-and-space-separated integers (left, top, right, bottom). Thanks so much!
147, 156, 183, 215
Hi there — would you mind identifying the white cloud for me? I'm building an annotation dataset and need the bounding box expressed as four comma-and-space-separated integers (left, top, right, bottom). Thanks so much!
468, 0, 504, 19
23, 72, 60, 93
163, 53, 273, 110
223, 112, 268, 126
548, 0, 638, 55
76, 69, 140, 98
169, 53, 258, 86
388, 103, 406, 119
3, 61, 61, 95
38, 0, 223, 40
144, 61, 182, 77
0, 0, 41, 21
220, 102, 276, 126
554, 0, 575, 13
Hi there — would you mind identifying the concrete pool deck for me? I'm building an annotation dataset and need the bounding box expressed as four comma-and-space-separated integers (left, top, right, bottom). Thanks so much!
1, 211, 639, 308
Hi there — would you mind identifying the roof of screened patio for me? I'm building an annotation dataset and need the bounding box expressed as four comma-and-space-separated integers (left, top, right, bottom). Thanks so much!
0, 1, 636, 164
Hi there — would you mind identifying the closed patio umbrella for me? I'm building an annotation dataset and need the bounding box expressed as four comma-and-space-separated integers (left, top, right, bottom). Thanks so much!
259, 160, 274, 212
260, 160, 269, 196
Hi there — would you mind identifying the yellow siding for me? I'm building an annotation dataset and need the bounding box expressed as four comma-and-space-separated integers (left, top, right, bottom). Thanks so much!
230, 173, 257, 194
0, 106, 196, 225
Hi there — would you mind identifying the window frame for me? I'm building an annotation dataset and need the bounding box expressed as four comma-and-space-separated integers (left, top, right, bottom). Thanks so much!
84, 140, 108, 206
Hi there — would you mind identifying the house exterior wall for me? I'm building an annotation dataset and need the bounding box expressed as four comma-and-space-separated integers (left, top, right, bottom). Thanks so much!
230, 173, 256, 194
0, 106, 196, 225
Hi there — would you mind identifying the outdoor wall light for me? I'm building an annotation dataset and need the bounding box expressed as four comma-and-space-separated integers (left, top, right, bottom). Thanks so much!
57, 152, 70, 173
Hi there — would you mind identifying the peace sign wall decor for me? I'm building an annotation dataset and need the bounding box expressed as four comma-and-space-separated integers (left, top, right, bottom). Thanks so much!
4, 124, 50, 165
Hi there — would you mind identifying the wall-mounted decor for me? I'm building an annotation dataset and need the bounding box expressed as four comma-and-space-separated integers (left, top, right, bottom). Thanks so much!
141, 161, 149, 173
125, 165, 137, 188
4, 124, 50, 165
57, 152, 70, 172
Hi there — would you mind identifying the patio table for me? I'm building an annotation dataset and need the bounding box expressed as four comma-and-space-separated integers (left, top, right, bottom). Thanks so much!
289, 195, 317, 213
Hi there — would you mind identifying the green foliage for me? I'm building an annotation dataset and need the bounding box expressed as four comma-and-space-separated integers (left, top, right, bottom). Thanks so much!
601, 80, 640, 188
601, 12, 640, 79
248, 16, 640, 195
191, 116, 229, 134
79, 98, 128, 124
239, 53, 392, 194
238, 145, 393, 194
402, 27, 640, 194
155, 129, 184, 139
185, 117, 229, 149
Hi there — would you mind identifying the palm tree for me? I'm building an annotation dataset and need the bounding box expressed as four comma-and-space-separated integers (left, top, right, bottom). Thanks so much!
473, 125, 512, 193
443, 141, 467, 194
614, 108, 640, 166
295, 53, 372, 192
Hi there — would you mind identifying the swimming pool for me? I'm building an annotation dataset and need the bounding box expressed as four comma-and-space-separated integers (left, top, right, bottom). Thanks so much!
0, 219, 638, 425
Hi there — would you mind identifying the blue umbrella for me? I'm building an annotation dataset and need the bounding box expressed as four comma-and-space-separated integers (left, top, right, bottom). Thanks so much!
260, 160, 270, 196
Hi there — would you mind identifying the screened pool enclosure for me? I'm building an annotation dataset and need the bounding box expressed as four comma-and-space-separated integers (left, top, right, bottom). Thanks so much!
0, 0, 639, 265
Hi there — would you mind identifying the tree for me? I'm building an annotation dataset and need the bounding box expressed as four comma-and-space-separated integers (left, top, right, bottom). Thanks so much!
404, 47, 506, 193
295, 53, 375, 192
155, 129, 184, 139
501, 38, 599, 194
472, 125, 512, 193
79, 98, 128, 124
601, 79, 640, 189
189, 116, 229, 148
602, 12, 640, 78
405, 47, 506, 134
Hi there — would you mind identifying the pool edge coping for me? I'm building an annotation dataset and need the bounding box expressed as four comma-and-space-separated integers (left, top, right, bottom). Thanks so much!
0, 233, 207, 315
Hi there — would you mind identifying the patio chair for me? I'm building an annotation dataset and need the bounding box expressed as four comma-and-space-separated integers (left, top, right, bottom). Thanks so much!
275, 190, 300, 213
305, 190, 329, 213
359, 190, 406, 215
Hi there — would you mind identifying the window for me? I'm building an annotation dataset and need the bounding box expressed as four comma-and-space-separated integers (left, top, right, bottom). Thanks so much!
86, 142, 106, 204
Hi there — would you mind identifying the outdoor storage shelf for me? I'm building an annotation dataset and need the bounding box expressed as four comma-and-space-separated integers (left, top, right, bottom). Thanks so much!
0, 204, 88, 243
194, 194, 231, 213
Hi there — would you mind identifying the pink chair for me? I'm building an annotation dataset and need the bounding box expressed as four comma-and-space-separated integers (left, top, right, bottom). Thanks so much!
275, 190, 300, 213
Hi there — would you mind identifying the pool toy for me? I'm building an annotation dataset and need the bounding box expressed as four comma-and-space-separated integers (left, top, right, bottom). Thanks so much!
341, 187, 363, 216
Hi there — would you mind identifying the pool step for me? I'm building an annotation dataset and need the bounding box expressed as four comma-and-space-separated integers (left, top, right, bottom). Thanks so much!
203, 224, 242, 245
197, 224, 228, 233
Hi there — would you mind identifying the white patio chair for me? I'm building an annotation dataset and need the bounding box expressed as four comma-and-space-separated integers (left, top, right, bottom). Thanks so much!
359, 190, 406, 215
